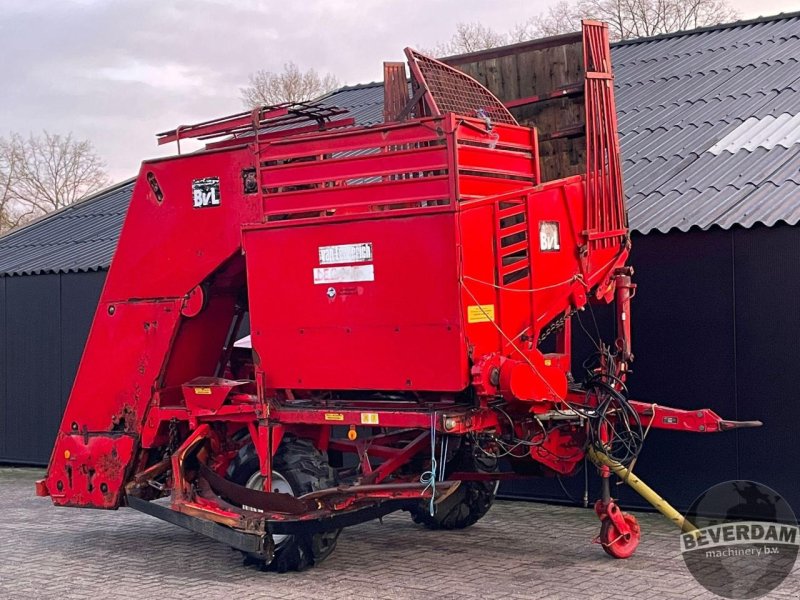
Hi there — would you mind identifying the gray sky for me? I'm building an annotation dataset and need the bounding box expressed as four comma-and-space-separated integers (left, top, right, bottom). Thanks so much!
1, 0, 797, 182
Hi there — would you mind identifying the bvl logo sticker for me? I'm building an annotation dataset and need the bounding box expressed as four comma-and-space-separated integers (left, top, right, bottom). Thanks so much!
192, 177, 221, 208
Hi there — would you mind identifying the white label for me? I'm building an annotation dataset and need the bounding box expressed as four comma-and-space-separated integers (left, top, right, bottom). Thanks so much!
319, 243, 373, 265
313, 265, 375, 284
539, 221, 560, 251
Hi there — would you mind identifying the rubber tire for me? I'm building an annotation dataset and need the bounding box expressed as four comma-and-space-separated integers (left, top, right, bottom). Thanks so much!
227, 435, 340, 572
599, 513, 641, 559
409, 446, 497, 530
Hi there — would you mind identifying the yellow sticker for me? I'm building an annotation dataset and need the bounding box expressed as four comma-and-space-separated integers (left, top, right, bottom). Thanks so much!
361, 413, 379, 425
194, 387, 212, 395
324, 413, 345, 421
467, 304, 495, 323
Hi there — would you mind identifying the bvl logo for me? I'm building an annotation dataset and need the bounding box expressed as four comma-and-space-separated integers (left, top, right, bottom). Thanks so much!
192, 177, 221, 208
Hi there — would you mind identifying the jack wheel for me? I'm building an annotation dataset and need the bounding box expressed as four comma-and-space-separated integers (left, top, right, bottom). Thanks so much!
599, 512, 641, 559
228, 435, 341, 572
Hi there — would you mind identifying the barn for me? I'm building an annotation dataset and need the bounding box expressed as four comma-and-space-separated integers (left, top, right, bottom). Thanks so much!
1, 12, 798, 511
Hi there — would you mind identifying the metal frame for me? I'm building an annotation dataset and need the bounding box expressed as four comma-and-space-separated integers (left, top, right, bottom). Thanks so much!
36, 21, 759, 566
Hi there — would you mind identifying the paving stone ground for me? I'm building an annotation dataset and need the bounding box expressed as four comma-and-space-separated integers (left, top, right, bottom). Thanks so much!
0, 468, 797, 599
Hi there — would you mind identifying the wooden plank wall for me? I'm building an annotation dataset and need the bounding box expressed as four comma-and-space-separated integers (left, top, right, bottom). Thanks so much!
447, 41, 586, 182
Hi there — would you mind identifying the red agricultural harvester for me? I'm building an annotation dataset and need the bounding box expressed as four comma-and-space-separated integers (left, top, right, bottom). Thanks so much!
37, 22, 759, 570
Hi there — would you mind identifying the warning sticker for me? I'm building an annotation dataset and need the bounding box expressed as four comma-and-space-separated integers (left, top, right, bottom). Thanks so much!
324, 413, 345, 421
467, 304, 495, 323
194, 387, 212, 395
361, 413, 379, 425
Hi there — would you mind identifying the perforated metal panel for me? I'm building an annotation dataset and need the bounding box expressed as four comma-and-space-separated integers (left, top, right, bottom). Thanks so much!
405, 48, 517, 125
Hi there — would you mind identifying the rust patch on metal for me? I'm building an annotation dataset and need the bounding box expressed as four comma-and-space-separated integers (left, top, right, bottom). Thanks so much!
111, 404, 137, 433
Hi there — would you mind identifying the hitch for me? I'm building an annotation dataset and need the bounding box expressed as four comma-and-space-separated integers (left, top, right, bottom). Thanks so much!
629, 401, 762, 433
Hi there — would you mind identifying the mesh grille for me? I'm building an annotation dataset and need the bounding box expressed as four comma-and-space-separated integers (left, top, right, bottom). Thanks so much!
406, 49, 518, 125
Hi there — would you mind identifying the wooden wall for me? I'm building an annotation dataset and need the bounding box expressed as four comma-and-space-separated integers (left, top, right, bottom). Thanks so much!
444, 34, 587, 182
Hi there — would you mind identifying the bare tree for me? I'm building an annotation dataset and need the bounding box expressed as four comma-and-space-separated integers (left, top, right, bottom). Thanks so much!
241, 62, 340, 108
426, 22, 509, 56
510, 2, 582, 41
512, 0, 738, 41
0, 138, 21, 232
0, 131, 108, 233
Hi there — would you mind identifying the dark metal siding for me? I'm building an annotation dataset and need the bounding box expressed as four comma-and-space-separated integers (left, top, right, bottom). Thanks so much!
4, 274, 62, 463
618, 228, 740, 509
503, 224, 800, 513
59, 273, 106, 414
0, 271, 106, 464
732, 225, 800, 510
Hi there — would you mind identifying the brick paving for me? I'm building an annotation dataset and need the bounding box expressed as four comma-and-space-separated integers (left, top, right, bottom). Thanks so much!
0, 468, 797, 599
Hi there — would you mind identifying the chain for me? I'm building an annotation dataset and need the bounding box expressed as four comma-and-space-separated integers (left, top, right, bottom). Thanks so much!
537, 308, 575, 344
162, 417, 179, 461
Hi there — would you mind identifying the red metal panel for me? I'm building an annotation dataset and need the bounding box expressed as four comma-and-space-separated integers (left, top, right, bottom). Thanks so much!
47, 434, 135, 508
455, 118, 534, 149
261, 145, 449, 188
102, 147, 260, 301
458, 174, 533, 198
263, 176, 453, 216
459, 203, 502, 358
456, 144, 535, 179
262, 118, 446, 160
244, 212, 468, 391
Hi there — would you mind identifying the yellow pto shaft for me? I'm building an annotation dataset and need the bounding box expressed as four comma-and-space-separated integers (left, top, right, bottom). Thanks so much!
587, 448, 698, 534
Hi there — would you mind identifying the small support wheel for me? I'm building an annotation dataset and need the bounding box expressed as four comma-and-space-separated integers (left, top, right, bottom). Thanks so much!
599, 512, 641, 559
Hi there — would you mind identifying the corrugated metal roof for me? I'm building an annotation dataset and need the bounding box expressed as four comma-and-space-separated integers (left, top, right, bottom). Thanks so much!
0, 180, 133, 276
2, 12, 798, 276
614, 12, 800, 233
317, 82, 386, 126
708, 112, 800, 154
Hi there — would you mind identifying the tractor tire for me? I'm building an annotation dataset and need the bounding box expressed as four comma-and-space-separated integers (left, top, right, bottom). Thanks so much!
409, 445, 498, 530
227, 435, 341, 572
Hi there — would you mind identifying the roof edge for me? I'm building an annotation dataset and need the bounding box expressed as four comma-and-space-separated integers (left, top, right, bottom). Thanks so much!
0, 177, 137, 243
439, 31, 583, 65
613, 10, 800, 47
0, 265, 109, 279
324, 81, 384, 96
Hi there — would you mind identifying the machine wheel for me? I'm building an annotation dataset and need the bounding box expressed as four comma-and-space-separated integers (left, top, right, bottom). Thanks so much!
409, 445, 498, 530
227, 435, 341, 572
599, 512, 641, 559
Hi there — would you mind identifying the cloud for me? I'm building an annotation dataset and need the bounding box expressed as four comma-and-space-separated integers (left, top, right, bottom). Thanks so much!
0, 0, 558, 179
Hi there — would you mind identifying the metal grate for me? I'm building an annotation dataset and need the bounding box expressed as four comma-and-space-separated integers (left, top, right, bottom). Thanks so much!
405, 48, 518, 125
